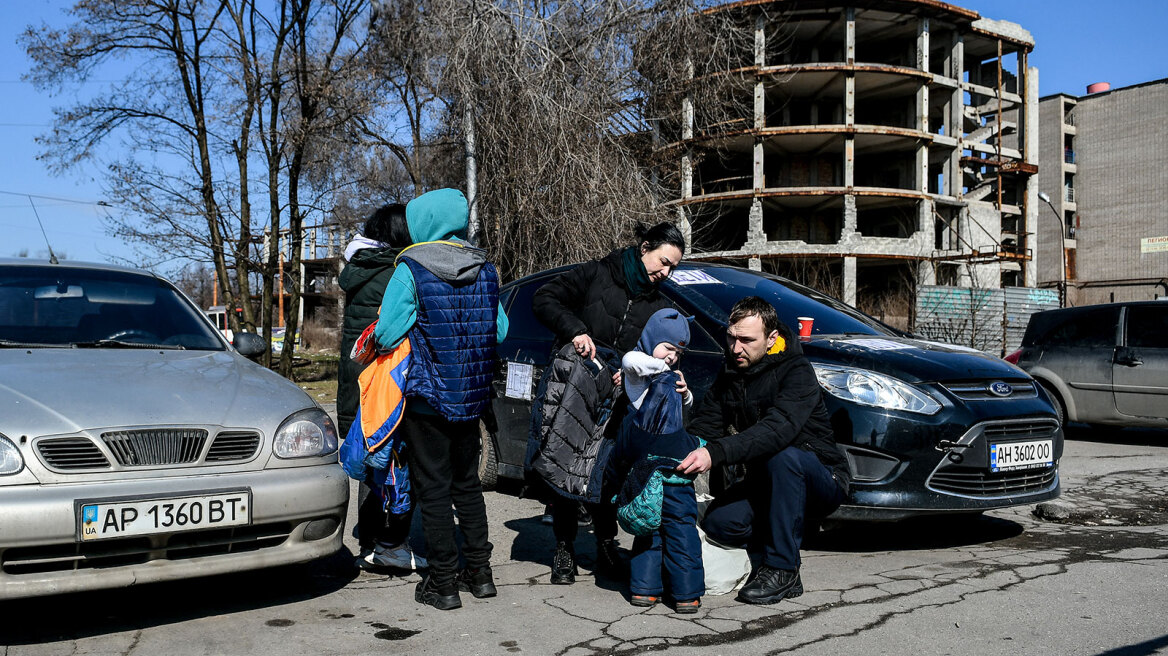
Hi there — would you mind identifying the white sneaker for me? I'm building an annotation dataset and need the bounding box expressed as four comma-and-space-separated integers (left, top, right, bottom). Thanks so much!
361, 542, 428, 570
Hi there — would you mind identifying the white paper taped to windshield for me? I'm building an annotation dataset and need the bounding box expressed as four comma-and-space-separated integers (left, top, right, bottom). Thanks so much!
847, 338, 915, 351
671, 270, 723, 285
505, 361, 534, 400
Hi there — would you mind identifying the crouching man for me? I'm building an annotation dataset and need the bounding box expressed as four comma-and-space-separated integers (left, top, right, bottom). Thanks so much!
677, 296, 849, 605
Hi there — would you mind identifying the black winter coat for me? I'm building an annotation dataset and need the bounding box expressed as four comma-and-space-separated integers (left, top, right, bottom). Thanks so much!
533, 248, 671, 354
686, 339, 850, 493
527, 344, 621, 503
337, 246, 400, 437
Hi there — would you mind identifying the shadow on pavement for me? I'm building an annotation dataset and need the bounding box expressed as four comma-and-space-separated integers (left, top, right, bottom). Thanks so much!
0, 548, 360, 645
809, 513, 1024, 552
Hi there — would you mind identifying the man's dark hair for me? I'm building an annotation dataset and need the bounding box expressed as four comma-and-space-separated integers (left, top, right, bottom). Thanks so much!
728, 296, 780, 336
364, 203, 410, 249
634, 221, 686, 257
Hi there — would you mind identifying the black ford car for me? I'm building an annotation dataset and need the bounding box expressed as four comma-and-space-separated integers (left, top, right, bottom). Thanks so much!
481, 262, 1062, 519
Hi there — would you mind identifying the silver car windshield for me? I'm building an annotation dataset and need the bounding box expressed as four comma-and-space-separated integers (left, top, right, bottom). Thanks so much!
0, 266, 225, 350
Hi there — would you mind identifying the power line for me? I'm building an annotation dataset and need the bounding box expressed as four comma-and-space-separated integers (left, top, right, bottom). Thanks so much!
0, 189, 109, 206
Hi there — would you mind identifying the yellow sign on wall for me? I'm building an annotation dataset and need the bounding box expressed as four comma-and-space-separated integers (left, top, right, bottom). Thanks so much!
1141, 236, 1168, 253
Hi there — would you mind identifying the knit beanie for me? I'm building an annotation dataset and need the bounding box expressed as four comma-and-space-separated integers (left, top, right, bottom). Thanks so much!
635, 309, 691, 355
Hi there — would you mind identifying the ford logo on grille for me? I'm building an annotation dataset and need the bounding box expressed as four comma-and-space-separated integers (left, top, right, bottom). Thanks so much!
989, 381, 1014, 397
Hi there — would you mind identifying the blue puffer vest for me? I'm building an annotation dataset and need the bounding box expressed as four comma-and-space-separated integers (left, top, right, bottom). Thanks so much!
399, 257, 499, 422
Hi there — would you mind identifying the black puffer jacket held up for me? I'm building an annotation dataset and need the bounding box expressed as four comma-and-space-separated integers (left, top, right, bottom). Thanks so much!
527, 344, 621, 503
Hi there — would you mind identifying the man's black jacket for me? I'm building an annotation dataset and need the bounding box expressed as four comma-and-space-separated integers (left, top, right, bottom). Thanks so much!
532, 248, 670, 353
686, 338, 850, 492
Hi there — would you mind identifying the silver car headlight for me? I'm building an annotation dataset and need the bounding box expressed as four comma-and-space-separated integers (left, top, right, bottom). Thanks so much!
0, 434, 24, 475
812, 363, 941, 415
273, 408, 339, 458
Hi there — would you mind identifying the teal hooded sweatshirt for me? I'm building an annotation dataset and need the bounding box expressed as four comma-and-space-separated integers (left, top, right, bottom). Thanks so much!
373, 188, 509, 349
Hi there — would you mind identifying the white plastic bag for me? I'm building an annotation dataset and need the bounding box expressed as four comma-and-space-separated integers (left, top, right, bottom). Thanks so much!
698, 526, 752, 595
695, 489, 752, 595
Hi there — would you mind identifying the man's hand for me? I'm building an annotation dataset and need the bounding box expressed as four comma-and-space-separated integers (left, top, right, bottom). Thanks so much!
675, 371, 688, 397
612, 369, 622, 387
677, 447, 712, 475
572, 333, 596, 360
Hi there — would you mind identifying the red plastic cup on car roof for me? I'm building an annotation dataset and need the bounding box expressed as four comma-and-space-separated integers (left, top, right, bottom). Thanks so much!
797, 316, 814, 340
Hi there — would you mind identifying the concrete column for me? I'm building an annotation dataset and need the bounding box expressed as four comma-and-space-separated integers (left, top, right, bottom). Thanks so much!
1023, 65, 1040, 287
842, 194, 858, 236
844, 5, 856, 196
918, 260, 936, 286
749, 256, 762, 271
748, 198, 765, 245
949, 33, 964, 198
843, 256, 857, 306
916, 19, 930, 197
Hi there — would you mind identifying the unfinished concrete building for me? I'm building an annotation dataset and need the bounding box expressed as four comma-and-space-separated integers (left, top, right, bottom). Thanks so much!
1037, 79, 1168, 306
665, 0, 1039, 311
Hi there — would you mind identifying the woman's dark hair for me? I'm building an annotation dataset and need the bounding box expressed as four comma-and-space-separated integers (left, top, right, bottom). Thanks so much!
364, 203, 411, 249
634, 221, 686, 256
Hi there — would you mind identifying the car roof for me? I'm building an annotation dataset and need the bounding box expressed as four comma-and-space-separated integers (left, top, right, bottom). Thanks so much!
1034, 300, 1168, 320
0, 258, 164, 280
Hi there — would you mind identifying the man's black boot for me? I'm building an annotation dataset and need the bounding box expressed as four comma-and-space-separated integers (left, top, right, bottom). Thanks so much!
551, 541, 577, 585
457, 566, 498, 598
736, 566, 803, 605
415, 574, 462, 610
594, 538, 628, 578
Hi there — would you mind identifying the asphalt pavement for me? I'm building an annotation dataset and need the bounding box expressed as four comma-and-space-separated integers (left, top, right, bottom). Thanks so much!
2, 424, 1166, 656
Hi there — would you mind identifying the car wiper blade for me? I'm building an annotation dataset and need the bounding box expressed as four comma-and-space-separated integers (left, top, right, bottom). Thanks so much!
72, 340, 185, 350
0, 339, 71, 348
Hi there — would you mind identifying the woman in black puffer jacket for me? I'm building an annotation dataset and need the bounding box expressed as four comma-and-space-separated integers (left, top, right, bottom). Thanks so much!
337, 204, 422, 571
532, 221, 686, 584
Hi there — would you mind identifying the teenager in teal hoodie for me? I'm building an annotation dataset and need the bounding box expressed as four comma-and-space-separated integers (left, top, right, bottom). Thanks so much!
373, 188, 508, 611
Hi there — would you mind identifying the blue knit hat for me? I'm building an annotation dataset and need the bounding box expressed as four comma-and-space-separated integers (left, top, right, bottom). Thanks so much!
635, 309, 691, 354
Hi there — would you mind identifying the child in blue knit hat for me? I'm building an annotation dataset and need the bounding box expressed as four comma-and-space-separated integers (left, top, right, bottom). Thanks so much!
610, 308, 705, 613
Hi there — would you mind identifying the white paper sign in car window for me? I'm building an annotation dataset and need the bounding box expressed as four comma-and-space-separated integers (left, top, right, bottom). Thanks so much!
671, 270, 724, 285
847, 339, 915, 351
505, 362, 534, 400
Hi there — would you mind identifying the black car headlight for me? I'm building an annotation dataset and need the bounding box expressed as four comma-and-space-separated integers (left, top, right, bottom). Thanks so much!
273, 408, 339, 459
0, 434, 24, 475
812, 363, 941, 415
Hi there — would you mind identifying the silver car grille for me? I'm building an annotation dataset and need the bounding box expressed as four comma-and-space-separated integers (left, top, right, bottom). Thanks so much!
101, 429, 208, 466
36, 437, 111, 470
206, 431, 262, 462
1, 522, 295, 576
35, 429, 262, 471
942, 380, 1037, 400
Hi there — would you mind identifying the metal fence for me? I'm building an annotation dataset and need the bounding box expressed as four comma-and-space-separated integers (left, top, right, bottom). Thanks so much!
914, 286, 1060, 355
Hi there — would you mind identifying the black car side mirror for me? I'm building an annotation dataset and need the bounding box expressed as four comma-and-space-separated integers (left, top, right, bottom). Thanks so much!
1114, 346, 1143, 367
233, 332, 268, 359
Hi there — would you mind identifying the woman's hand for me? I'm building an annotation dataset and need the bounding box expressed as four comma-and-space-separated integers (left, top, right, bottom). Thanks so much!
675, 371, 688, 397
612, 370, 622, 387
572, 333, 596, 360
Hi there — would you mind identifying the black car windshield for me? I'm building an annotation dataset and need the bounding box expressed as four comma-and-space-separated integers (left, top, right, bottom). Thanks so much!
0, 266, 225, 350
664, 265, 890, 337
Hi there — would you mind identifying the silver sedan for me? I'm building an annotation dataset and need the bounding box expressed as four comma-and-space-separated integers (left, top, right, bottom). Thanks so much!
0, 260, 348, 599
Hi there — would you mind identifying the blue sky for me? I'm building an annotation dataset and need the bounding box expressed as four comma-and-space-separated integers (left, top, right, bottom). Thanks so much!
1, 1, 1165, 267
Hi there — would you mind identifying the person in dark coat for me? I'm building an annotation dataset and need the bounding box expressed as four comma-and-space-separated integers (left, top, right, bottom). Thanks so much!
678, 296, 850, 605
337, 204, 424, 571
532, 221, 686, 584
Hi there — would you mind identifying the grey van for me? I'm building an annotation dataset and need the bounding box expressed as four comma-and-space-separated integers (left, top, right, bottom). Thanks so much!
1014, 302, 1168, 428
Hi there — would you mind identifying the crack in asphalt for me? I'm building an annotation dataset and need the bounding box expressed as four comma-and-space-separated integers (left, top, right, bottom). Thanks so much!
121, 630, 142, 656
543, 521, 1168, 655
